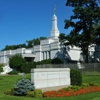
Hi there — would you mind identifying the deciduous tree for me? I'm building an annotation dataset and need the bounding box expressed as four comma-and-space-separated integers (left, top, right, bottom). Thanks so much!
65, 0, 100, 63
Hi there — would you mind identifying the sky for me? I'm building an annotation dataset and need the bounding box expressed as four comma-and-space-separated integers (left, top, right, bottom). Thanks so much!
0, 0, 73, 50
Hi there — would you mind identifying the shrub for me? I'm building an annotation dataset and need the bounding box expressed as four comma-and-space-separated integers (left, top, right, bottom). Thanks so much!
82, 83, 89, 87
21, 62, 36, 73
0, 67, 3, 72
14, 78, 35, 96
0, 63, 4, 72
63, 86, 71, 91
26, 89, 43, 98
70, 69, 82, 86
41, 59, 52, 64
63, 86, 81, 92
9, 54, 26, 71
70, 86, 81, 92
36, 58, 64, 65
8, 71, 19, 75
4, 88, 14, 95
89, 82, 99, 86
26, 91, 35, 97
51, 57, 64, 64
36, 59, 52, 65
34, 89, 43, 97
36, 61, 41, 65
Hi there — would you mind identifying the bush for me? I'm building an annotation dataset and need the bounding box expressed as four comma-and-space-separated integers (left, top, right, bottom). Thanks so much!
36, 58, 64, 65
89, 82, 99, 86
21, 62, 36, 73
36, 61, 41, 65
36, 59, 52, 65
51, 57, 64, 64
0, 63, 4, 72
9, 54, 26, 71
8, 71, 19, 75
34, 89, 43, 97
41, 59, 52, 64
70, 69, 82, 86
63, 86, 81, 92
63, 86, 71, 91
14, 78, 35, 96
82, 83, 89, 87
4, 88, 14, 95
70, 86, 81, 92
26, 89, 43, 98
26, 91, 35, 97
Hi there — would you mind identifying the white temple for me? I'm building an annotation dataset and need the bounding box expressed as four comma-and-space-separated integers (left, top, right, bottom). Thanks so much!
0, 7, 99, 67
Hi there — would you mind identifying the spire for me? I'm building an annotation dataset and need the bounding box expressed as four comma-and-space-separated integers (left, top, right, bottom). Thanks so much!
54, 6, 56, 15
51, 6, 59, 39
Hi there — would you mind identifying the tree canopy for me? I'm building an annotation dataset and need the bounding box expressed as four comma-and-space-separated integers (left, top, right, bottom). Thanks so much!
2, 37, 47, 51
9, 54, 26, 71
59, 33, 66, 42
65, 0, 100, 63
2, 33, 68, 51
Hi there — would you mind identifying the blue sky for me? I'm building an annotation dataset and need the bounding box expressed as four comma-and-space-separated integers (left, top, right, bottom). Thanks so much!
0, 0, 73, 50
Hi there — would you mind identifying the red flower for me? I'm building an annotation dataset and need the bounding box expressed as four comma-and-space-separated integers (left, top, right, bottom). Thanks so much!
43, 86, 100, 98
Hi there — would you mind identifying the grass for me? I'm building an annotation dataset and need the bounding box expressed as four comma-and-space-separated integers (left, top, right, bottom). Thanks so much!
83, 75, 100, 84
82, 71, 100, 75
0, 74, 100, 100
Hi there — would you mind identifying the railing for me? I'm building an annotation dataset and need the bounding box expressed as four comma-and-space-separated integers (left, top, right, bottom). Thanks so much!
36, 63, 100, 75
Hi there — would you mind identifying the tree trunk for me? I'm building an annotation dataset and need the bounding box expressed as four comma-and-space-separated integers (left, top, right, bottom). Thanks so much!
85, 48, 89, 63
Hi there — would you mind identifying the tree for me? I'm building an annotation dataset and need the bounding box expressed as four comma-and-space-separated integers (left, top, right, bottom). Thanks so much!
51, 57, 64, 64
2, 44, 27, 51
26, 40, 34, 48
65, 0, 100, 63
59, 33, 66, 42
2, 37, 47, 50
93, 22, 100, 45
26, 37, 47, 48
9, 54, 26, 71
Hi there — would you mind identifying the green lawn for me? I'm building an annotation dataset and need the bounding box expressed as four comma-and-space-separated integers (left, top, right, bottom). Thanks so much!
0, 74, 100, 100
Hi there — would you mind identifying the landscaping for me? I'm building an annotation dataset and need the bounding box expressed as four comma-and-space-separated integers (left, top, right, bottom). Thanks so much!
0, 74, 100, 100
43, 84, 100, 98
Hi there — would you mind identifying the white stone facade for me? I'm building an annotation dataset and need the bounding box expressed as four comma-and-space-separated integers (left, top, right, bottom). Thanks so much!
0, 48, 36, 64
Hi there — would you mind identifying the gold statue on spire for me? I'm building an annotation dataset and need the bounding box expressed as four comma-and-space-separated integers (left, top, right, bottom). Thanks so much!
54, 5, 56, 15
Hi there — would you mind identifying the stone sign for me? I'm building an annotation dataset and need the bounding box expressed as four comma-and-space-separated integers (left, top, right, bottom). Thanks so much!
31, 68, 70, 89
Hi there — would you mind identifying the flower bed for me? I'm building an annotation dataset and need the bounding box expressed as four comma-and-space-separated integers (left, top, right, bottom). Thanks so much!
4, 82, 100, 98
43, 85, 100, 98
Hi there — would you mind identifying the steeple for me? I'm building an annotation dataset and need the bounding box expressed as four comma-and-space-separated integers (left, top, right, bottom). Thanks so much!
54, 6, 56, 15
51, 6, 59, 39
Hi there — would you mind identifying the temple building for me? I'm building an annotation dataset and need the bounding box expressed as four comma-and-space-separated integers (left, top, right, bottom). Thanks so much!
0, 8, 98, 65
